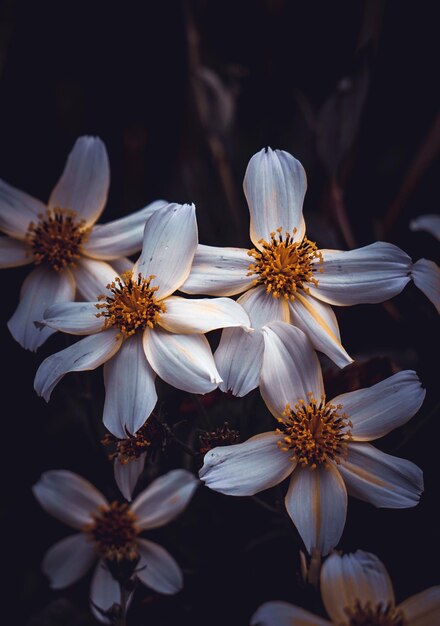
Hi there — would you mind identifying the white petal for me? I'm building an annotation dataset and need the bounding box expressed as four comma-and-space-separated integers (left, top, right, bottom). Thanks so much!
180, 244, 254, 296
8, 266, 75, 351
42, 301, 104, 334
72, 257, 121, 301
90, 561, 121, 624
339, 442, 423, 508
83, 200, 168, 260
133, 203, 197, 298
399, 586, 440, 626
136, 538, 183, 594
34, 329, 121, 401
308, 242, 412, 305
260, 322, 324, 420
243, 147, 306, 248
251, 601, 330, 626
49, 136, 110, 226
288, 293, 353, 368
0, 177, 46, 238
32, 469, 108, 529
103, 335, 157, 438
143, 328, 221, 394
159, 295, 250, 334
131, 469, 199, 529
0, 236, 31, 267
214, 326, 264, 397
321, 550, 394, 624
199, 432, 293, 496
411, 258, 440, 313
285, 463, 347, 556
111, 257, 134, 275
333, 370, 425, 441
239, 285, 290, 329
114, 454, 146, 502
410, 214, 440, 241
42, 533, 96, 589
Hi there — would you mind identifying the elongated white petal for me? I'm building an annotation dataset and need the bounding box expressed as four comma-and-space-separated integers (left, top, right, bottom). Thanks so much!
49, 136, 110, 226
285, 463, 347, 556
244, 148, 306, 248
83, 200, 168, 260
180, 244, 254, 296
136, 538, 183, 594
34, 329, 121, 401
411, 258, 440, 313
0, 236, 31, 267
399, 586, 440, 626
72, 257, 121, 301
159, 296, 250, 334
33, 469, 108, 529
42, 302, 104, 334
103, 335, 157, 438
260, 322, 324, 420
199, 432, 293, 496
321, 550, 395, 624
42, 533, 96, 589
214, 326, 264, 397
111, 257, 134, 275
289, 292, 353, 368
8, 266, 75, 351
143, 328, 221, 394
114, 454, 146, 502
410, 214, 440, 241
251, 601, 331, 626
239, 285, 290, 328
0, 177, 46, 238
339, 442, 423, 508
333, 370, 425, 441
308, 242, 412, 305
90, 561, 121, 624
133, 203, 197, 299
131, 469, 199, 529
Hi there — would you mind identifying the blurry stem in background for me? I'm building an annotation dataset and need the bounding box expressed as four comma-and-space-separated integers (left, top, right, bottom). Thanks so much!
327, 177, 357, 249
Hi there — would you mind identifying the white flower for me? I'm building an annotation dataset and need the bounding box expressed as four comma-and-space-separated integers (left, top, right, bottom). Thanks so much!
33, 468, 199, 623
251, 549, 440, 626
410, 214, 440, 241
0, 135, 167, 351
409, 215, 440, 313
181, 147, 419, 397
199, 322, 424, 556
34, 202, 251, 438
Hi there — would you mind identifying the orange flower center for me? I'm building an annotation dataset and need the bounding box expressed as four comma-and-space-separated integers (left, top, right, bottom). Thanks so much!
84, 502, 139, 562
343, 600, 405, 626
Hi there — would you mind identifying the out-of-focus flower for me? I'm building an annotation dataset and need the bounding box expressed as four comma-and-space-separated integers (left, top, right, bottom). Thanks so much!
410, 214, 440, 241
199, 322, 424, 556
0, 135, 166, 350
182, 147, 418, 396
409, 214, 440, 313
34, 203, 251, 437
251, 549, 440, 626
33, 468, 199, 623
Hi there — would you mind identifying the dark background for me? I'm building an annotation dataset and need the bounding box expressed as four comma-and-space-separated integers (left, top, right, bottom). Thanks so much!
1, 1, 439, 625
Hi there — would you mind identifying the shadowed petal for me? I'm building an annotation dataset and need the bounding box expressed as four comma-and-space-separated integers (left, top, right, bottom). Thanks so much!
90, 561, 122, 624
136, 539, 183, 594
42, 533, 96, 589
251, 601, 330, 626
399, 586, 440, 626
159, 295, 250, 334
214, 326, 264, 397
410, 214, 440, 241
239, 285, 290, 328
0, 236, 31, 267
72, 257, 121, 301
411, 258, 440, 313
114, 454, 146, 502
0, 177, 46, 239
42, 302, 104, 334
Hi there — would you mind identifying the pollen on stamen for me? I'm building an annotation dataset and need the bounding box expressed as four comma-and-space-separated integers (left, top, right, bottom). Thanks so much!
84, 502, 140, 562
102, 415, 168, 465
344, 599, 405, 626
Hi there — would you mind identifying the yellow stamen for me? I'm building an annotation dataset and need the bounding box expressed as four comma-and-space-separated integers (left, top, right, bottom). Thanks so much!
84, 502, 139, 562
343, 599, 405, 626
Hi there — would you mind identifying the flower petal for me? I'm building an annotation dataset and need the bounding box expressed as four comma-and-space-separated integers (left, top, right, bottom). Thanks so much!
34, 329, 121, 401
410, 214, 440, 241
214, 326, 264, 397
72, 257, 121, 301
90, 561, 121, 624
308, 242, 412, 305
180, 244, 254, 296
320, 550, 395, 624
83, 200, 168, 260
339, 442, 423, 508
133, 203, 197, 299
288, 292, 353, 368
103, 335, 157, 438
131, 469, 199, 529
114, 454, 146, 502
143, 328, 221, 394
285, 463, 347, 556
32, 469, 108, 529
244, 147, 307, 248
399, 586, 440, 626
260, 321, 324, 420
239, 285, 290, 329
411, 258, 440, 313
0, 177, 46, 238
199, 432, 293, 496
0, 236, 31, 268
136, 538, 183, 594
159, 295, 250, 334
8, 266, 75, 351
333, 370, 425, 441
42, 302, 104, 334
48, 136, 110, 226
42, 533, 96, 589
251, 601, 330, 626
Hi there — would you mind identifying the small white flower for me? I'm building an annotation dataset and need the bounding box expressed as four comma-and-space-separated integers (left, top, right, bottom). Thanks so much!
251, 549, 440, 626
0, 135, 166, 351
199, 322, 424, 556
33, 468, 199, 623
